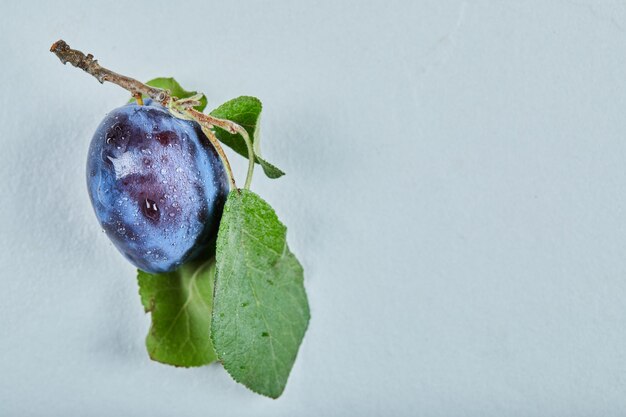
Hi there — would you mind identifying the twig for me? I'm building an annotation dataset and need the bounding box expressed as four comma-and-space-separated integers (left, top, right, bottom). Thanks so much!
50, 40, 169, 104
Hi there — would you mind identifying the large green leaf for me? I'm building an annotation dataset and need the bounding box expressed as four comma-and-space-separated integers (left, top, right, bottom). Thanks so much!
212, 190, 309, 398
210, 97, 285, 179
130, 77, 208, 111
137, 259, 217, 367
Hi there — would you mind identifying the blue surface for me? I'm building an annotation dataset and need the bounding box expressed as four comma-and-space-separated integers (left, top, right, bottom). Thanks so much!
2, 0, 626, 415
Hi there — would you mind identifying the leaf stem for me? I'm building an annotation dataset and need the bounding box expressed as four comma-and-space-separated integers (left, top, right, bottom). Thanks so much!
237, 126, 255, 190
184, 109, 256, 190
201, 126, 238, 191
165, 105, 239, 191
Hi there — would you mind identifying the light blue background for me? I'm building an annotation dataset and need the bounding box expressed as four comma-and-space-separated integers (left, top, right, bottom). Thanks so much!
2, 1, 626, 415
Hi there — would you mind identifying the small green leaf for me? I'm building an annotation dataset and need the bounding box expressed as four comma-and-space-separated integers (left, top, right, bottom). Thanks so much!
210, 96, 261, 156
210, 96, 285, 178
212, 190, 310, 398
129, 77, 208, 111
256, 155, 286, 179
137, 259, 217, 367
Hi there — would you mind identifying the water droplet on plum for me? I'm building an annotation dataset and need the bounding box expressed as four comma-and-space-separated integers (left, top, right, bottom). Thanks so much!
141, 198, 160, 222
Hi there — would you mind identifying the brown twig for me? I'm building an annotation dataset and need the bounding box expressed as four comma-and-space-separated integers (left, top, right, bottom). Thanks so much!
50, 40, 169, 104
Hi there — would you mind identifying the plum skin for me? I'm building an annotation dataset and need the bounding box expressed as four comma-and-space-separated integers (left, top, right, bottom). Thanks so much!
87, 99, 229, 273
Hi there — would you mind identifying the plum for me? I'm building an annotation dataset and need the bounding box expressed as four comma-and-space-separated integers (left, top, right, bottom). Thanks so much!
87, 99, 229, 273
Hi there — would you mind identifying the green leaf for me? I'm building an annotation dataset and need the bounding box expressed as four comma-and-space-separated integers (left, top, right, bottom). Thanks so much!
137, 259, 217, 367
212, 190, 309, 398
210, 96, 285, 178
256, 155, 286, 179
210, 96, 261, 156
129, 77, 208, 112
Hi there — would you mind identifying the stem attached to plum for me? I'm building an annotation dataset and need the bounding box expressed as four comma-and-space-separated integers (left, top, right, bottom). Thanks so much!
49, 39, 252, 192
133, 93, 144, 106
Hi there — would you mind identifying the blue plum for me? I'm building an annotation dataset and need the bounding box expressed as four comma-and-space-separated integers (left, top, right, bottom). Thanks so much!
87, 99, 229, 273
